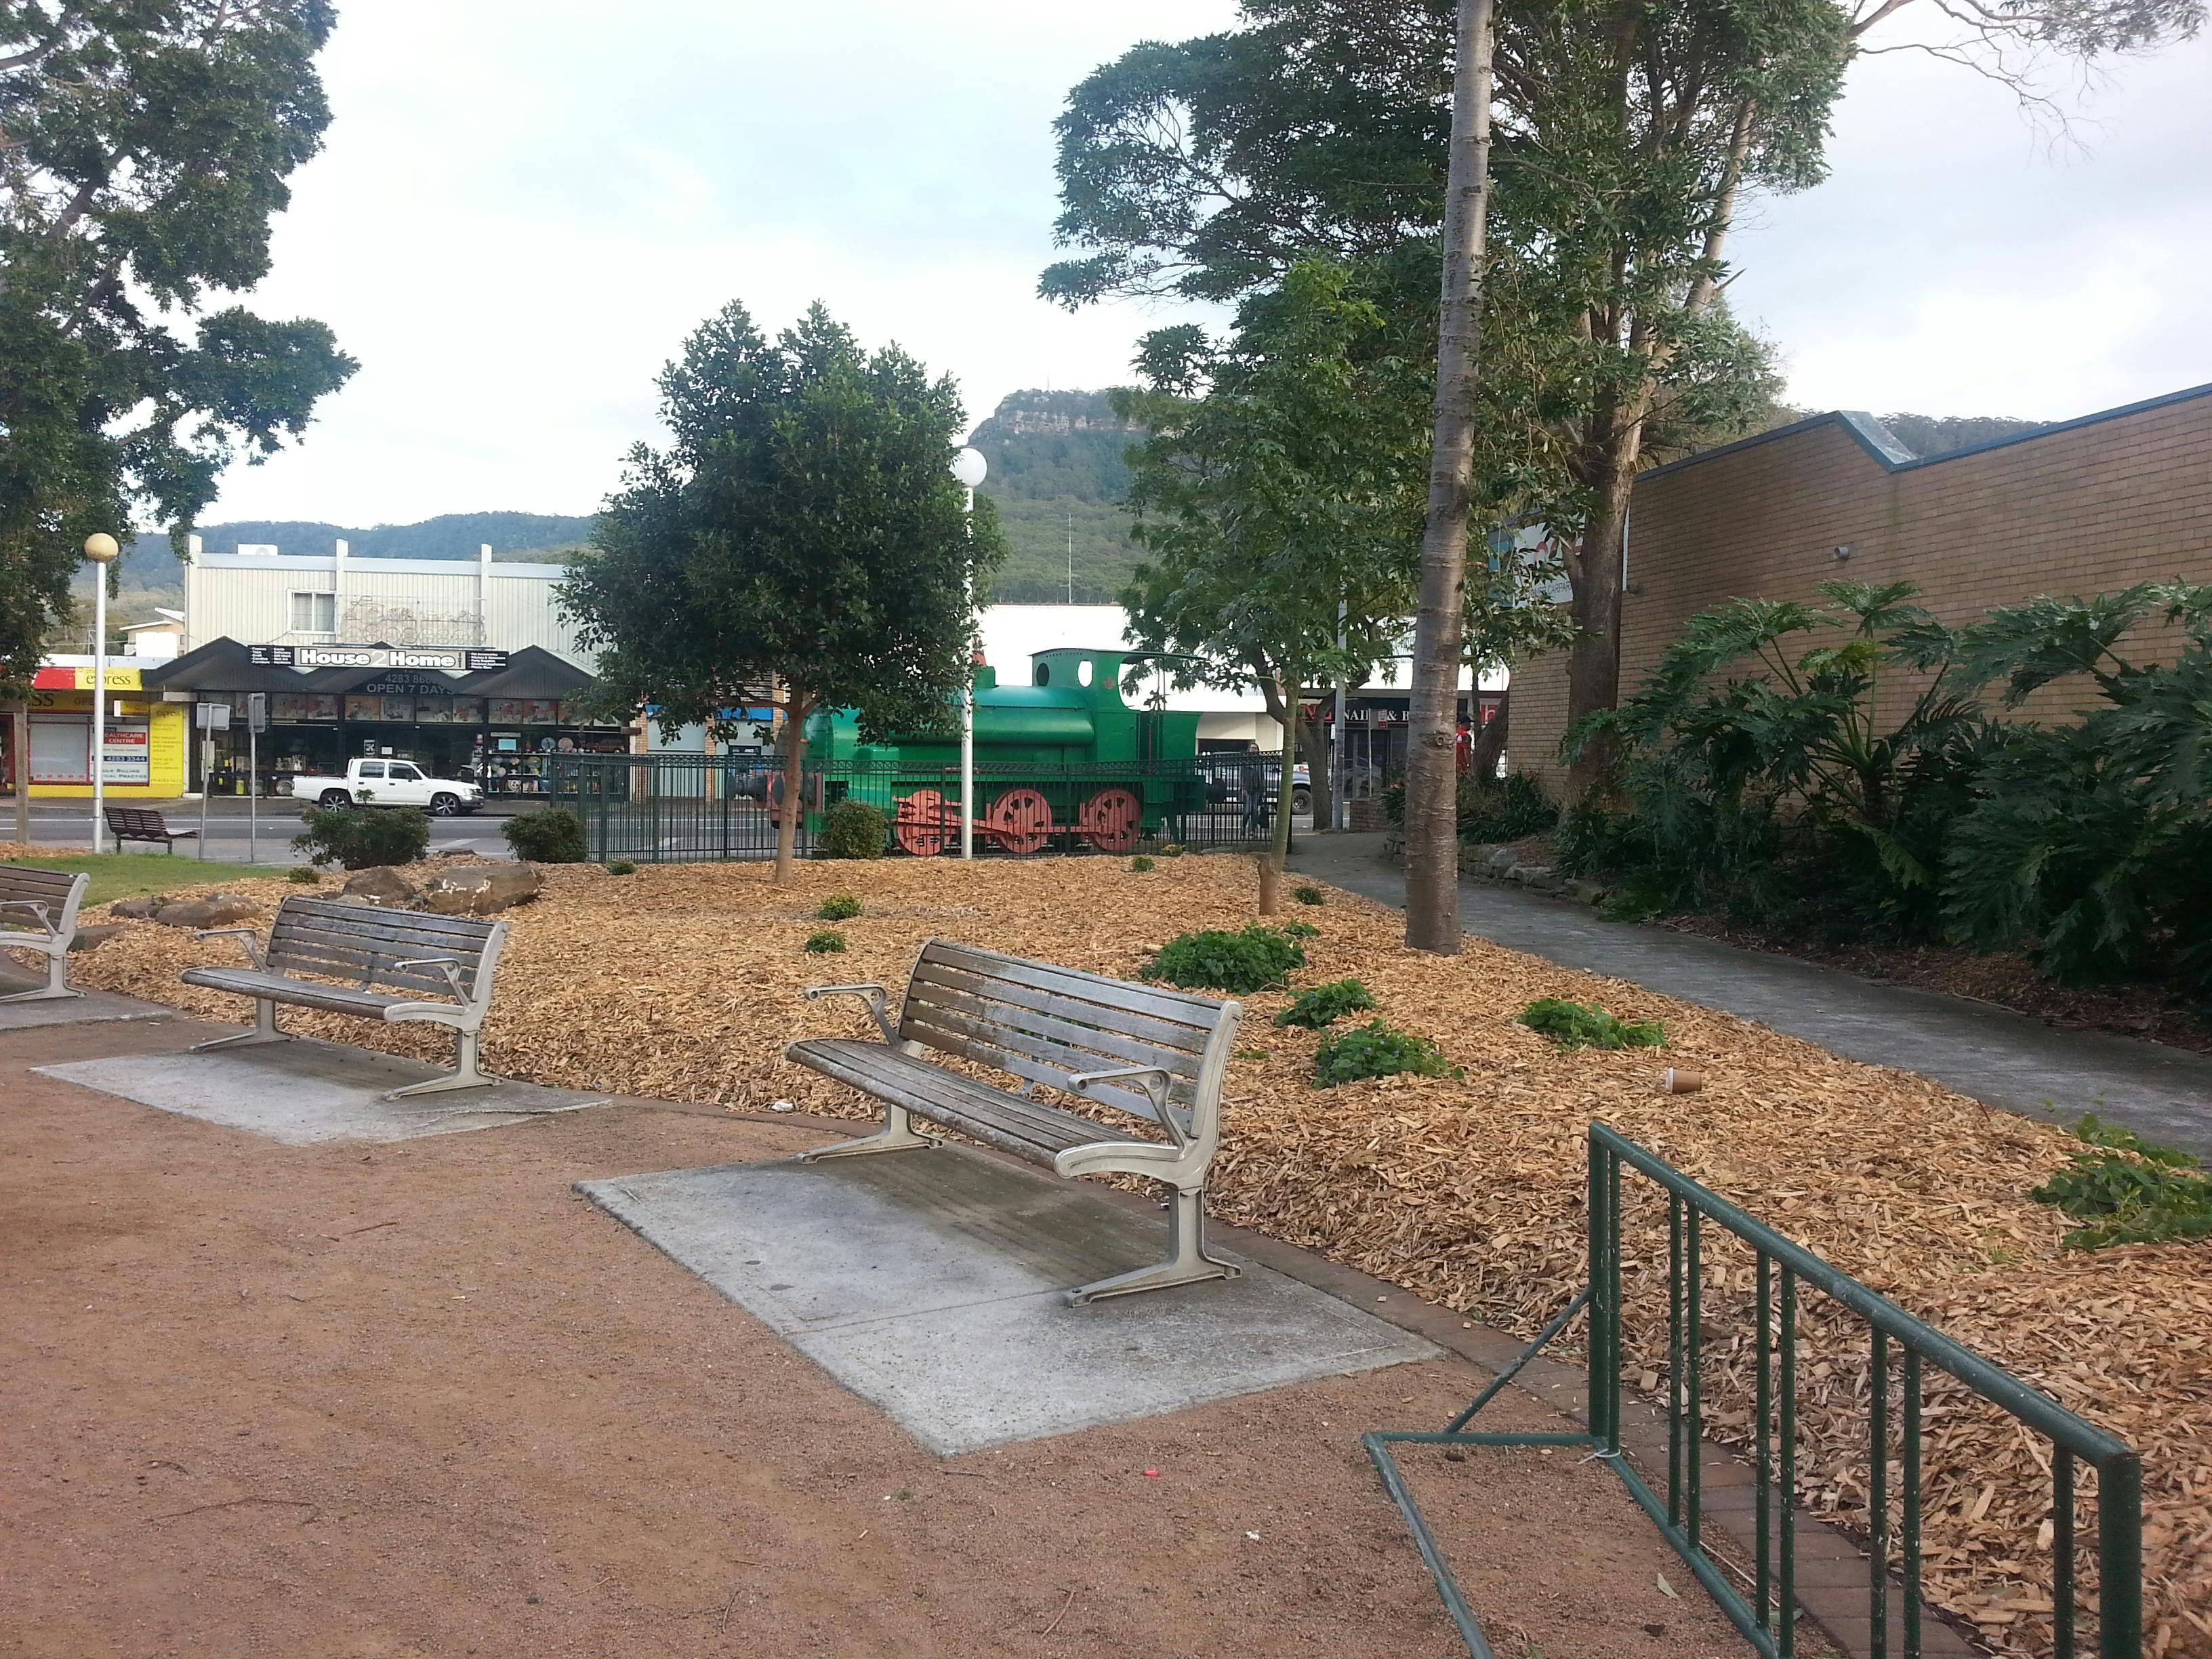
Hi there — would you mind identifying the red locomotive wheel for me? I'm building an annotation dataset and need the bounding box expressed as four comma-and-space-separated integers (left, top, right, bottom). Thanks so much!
1078, 787, 1143, 853
986, 787, 1054, 855
894, 788, 955, 857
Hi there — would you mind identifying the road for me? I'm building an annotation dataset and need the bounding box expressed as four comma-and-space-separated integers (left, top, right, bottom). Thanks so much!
8, 798, 520, 865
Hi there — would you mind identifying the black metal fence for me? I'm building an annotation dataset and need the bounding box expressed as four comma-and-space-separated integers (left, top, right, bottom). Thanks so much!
1366, 1122, 2142, 1659
541, 753, 1299, 864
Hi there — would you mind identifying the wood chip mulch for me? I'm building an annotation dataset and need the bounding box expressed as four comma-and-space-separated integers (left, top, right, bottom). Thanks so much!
38, 850, 2212, 1658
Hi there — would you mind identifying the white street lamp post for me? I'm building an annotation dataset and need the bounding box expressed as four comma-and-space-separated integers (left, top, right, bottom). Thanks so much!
949, 447, 987, 861
83, 533, 121, 855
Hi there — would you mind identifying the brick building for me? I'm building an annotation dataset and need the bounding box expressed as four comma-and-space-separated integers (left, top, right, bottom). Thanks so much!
1509, 380, 2212, 793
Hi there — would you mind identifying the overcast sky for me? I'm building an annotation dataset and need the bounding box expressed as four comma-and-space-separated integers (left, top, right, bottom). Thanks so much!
203, 0, 2212, 529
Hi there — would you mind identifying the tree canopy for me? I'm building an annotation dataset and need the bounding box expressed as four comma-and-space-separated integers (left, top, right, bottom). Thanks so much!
1, 0, 357, 692
558, 300, 1004, 877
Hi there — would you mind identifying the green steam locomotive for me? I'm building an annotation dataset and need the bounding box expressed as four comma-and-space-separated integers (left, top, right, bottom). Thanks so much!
799, 647, 1208, 855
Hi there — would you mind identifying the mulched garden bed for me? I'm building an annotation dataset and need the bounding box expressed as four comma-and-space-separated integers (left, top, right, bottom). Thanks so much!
41, 849, 2212, 1658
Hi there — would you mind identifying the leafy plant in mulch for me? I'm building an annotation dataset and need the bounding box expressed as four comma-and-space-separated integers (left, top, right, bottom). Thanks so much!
293, 805, 430, 871
1145, 924, 1305, 994
1275, 978, 1376, 1029
1313, 1019, 1457, 1087
1281, 919, 1319, 939
504, 807, 588, 863
2029, 1115, 2212, 1249
286, 865, 320, 884
817, 799, 890, 860
1130, 855, 1156, 872
1160, 844, 1187, 857
1293, 883, 1325, 905
607, 859, 639, 876
816, 893, 862, 920
804, 929, 847, 954
1518, 997, 1665, 1050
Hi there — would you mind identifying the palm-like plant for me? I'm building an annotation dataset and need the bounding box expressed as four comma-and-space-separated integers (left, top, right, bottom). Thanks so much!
1563, 581, 1994, 937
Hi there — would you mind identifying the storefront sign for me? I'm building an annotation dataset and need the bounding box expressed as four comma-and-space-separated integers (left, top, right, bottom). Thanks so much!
248, 644, 510, 672
102, 720, 150, 785
30, 665, 143, 691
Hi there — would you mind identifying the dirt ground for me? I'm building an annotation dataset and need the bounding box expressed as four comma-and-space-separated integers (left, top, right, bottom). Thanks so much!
1, 1014, 1750, 1659
31, 851, 2212, 1654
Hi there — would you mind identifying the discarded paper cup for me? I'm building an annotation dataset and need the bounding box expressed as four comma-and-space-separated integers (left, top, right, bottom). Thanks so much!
1661, 1068, 1704, 1095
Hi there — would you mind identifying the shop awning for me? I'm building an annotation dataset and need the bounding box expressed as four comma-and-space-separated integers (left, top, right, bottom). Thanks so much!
462, 647, 596, 699
138, 638, 359, 693
141, 639, 596, 698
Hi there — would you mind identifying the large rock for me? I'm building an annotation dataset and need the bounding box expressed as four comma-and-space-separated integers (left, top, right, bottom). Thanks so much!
342, 867, 422, 906
419, 863, 541, 916
152, 894, 259, 929
68, 922, 126, 952
108, 896, 165, 920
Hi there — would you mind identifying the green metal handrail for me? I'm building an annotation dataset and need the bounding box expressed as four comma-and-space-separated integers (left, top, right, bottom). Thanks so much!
1366, 1120, 2143, 1659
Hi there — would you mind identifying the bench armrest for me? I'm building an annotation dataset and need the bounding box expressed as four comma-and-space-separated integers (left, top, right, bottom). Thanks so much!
193, 926, 265, 969
1067, 1065, 1186, 1149
802, 983, 898, 1044
391, 956, 469, 998
0, 899, 56, 931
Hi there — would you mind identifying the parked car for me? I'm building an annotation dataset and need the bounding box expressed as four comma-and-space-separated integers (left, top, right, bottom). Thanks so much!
289, 758, 483, 816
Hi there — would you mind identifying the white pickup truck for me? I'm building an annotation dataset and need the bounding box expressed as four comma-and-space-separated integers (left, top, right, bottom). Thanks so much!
290, 758, 484, 816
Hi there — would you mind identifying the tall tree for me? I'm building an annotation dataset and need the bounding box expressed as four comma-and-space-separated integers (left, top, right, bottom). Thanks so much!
1042, 0, 2200, 793
1115, 261, 1429, 893
0, 1, 356, 693
1405, 0, 1494, 953
558, 302, 1004, 882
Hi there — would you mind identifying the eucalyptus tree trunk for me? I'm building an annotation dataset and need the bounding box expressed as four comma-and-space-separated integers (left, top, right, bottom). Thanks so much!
1272, 669, 1298, 874
12, 702, 28, 844
1564, 98, 1757, 796
1296, 704, 1332, 834
774, 692, 814, 884
1404, 0, 1494, 956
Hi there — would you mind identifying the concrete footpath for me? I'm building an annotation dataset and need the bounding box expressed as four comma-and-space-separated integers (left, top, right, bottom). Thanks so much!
1292, 832, 2212, 1161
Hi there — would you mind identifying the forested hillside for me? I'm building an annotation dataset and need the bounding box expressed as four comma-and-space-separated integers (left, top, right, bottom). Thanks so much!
968, 390, 1146, 602
119, 511, 592, 587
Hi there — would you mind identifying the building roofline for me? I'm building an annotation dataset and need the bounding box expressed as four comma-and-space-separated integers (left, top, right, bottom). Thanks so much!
194, 552, 571, 579
1637, 379, 2212, 483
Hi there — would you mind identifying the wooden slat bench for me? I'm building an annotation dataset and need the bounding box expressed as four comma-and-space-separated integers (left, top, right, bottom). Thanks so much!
0, 865, 92, 1003
104, 806, 199, 853
181, 896, 509, 1099
789, 937, 1244, 1304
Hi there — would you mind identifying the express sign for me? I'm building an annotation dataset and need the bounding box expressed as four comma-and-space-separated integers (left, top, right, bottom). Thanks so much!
249, 644, 510, 672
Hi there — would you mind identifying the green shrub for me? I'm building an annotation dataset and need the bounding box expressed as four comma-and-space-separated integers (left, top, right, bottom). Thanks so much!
1457, 771, 1557, 844
1942, 583, 2212, 991
503, 807, 588, 864
1313, 1020, 1456, 1087
804, 929, 847, 954
606, 859, 638, 876
1281, 919, 1319, 939
292, 805, 430, 871
1275, 979, 1376, 1029
1518, 997, 1665, 1050
816, 893, 862, 920
1292, 883, 1325, 906
818, 798, 890, 860
2028, 1115, 2212, 1249
1160, 843, 1187, 858
1130, 855, 1156, 872
286, 865, 319, 884
1145, 924, 1305, 994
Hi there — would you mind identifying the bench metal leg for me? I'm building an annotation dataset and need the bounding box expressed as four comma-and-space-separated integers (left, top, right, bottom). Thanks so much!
1068, 1186, 1240, 1305
796, 1101, 942, 1162
191, 998, 287, 1050
384, 1029, 496, 1101
0, 951, 79, 1003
